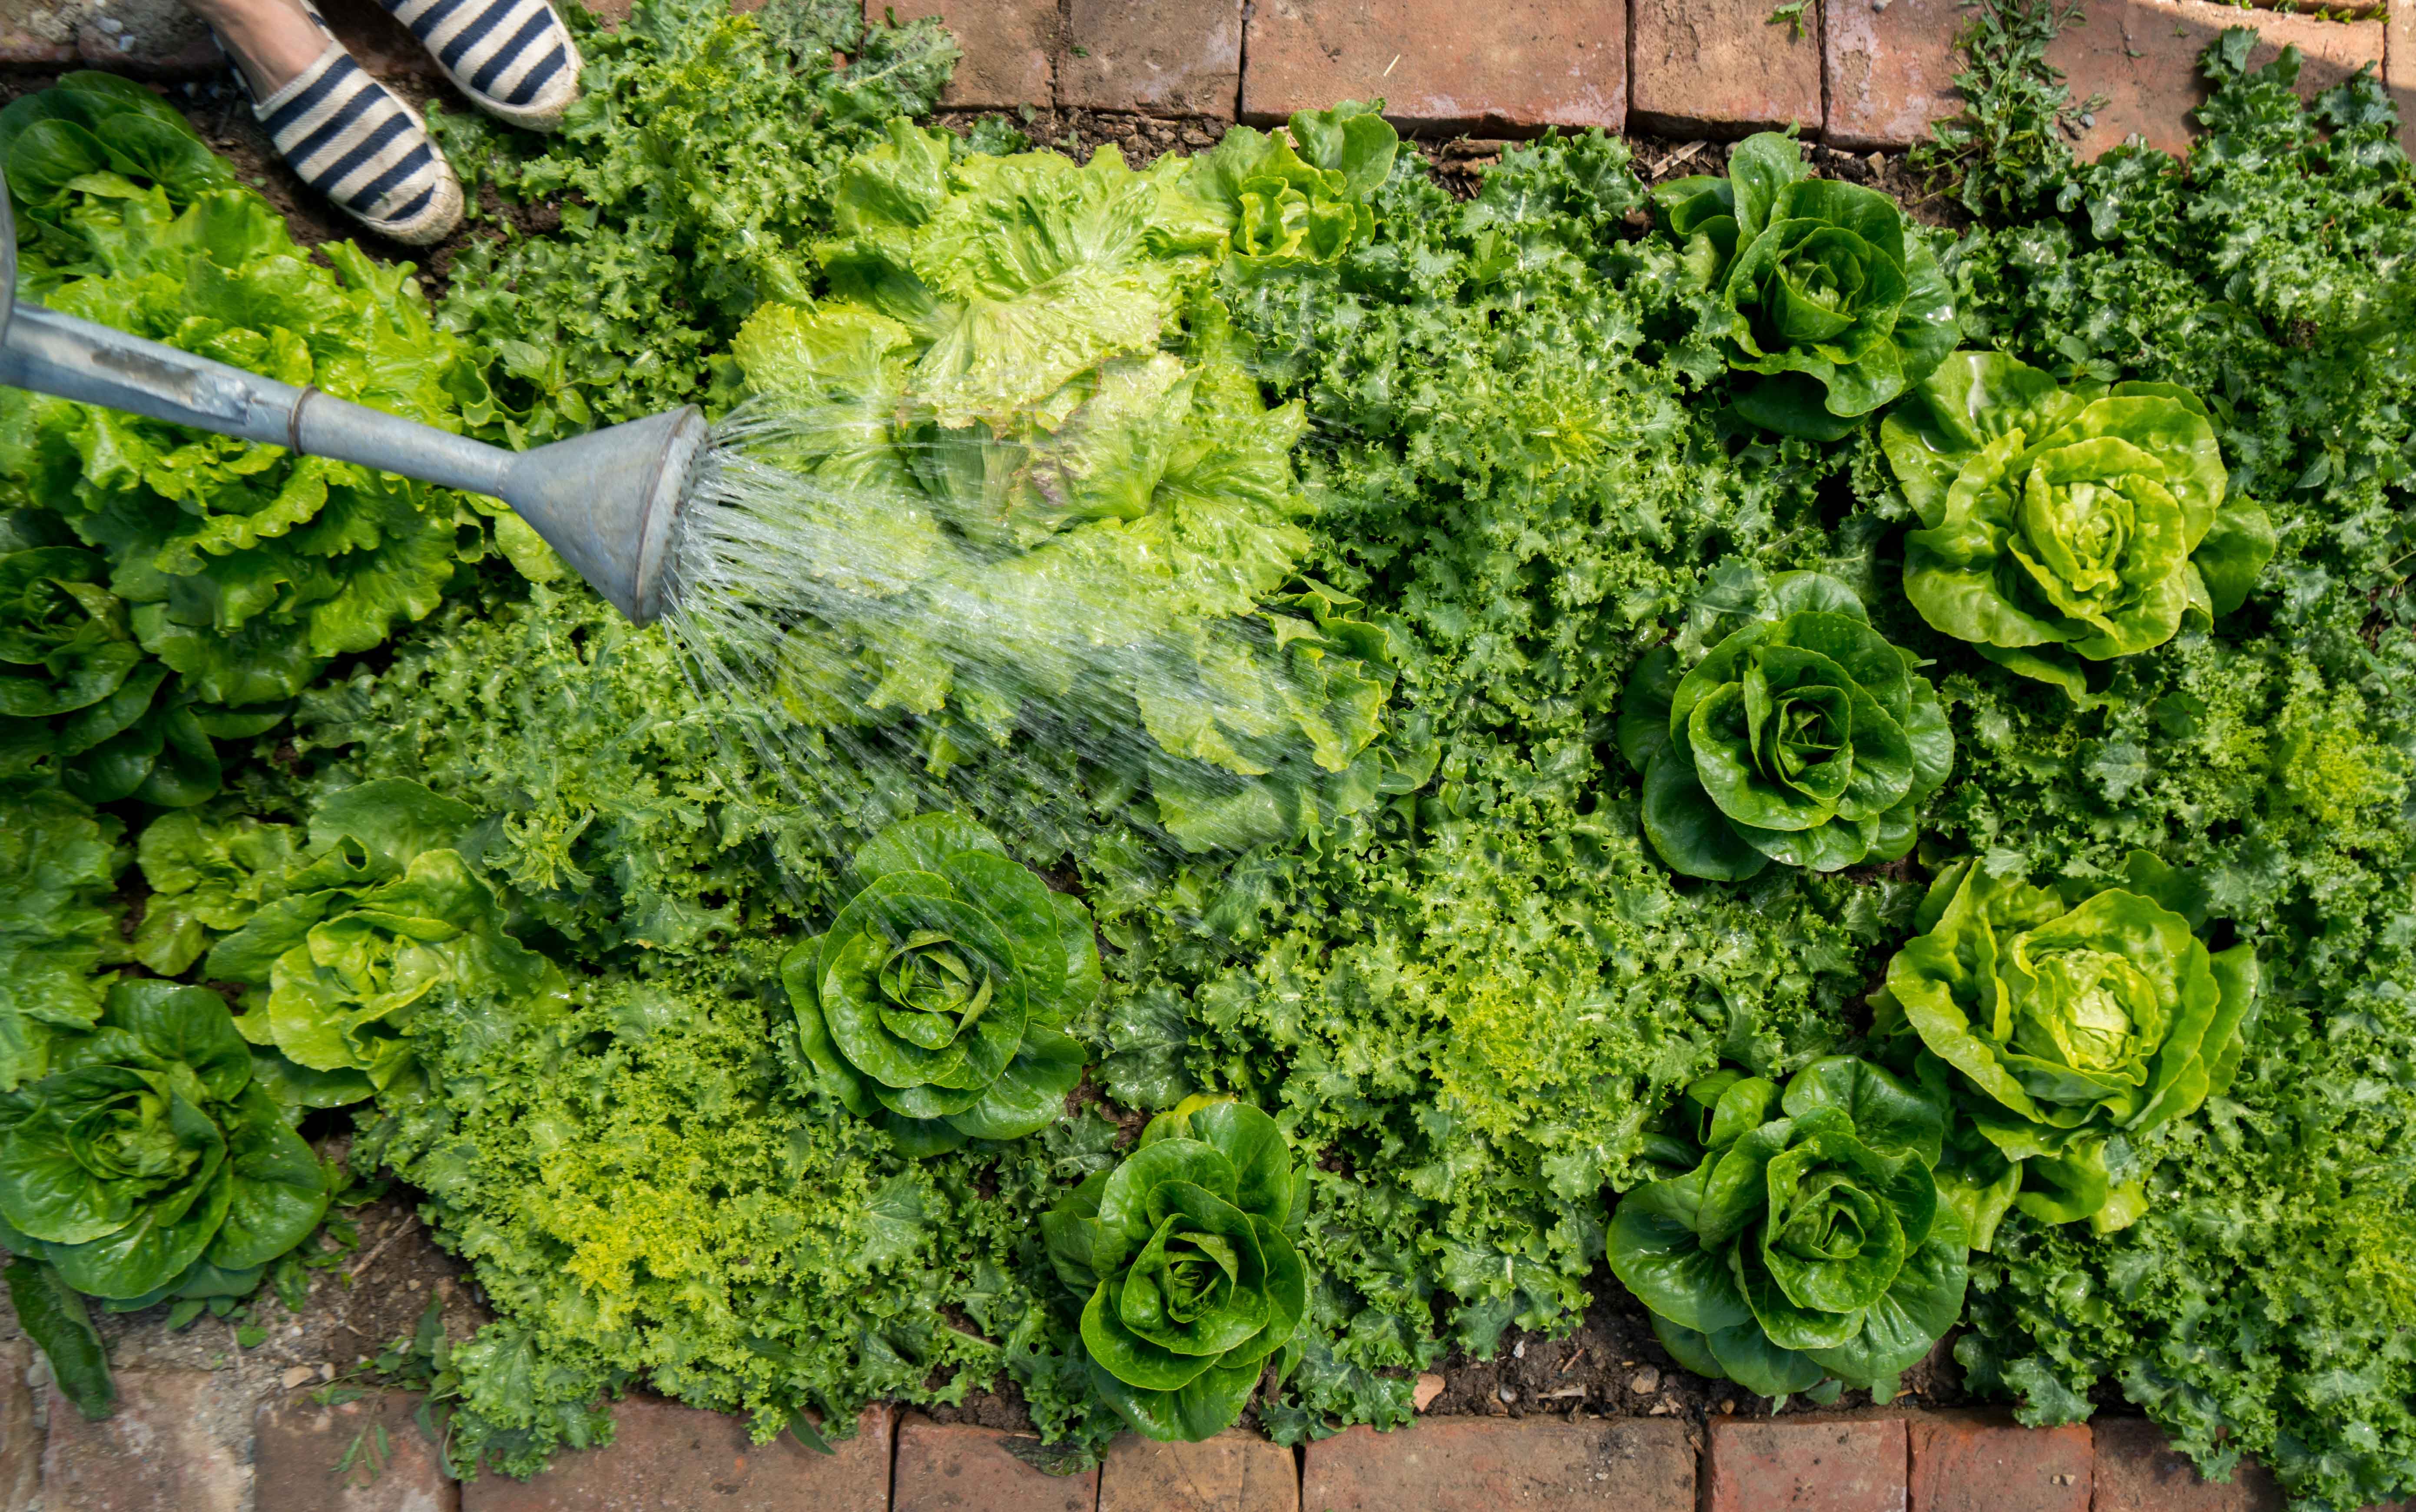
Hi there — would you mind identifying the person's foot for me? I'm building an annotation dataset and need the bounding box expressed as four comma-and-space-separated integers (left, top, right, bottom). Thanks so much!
196, 0, 464, 245
378, 0, 583, 133
253, 44, 464, 245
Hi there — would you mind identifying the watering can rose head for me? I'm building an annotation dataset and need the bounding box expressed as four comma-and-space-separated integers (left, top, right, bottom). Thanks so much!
1653, 133, 1956, 440
1607, 1057, 1965, 1402
0, 981, 325, 1303
1881, 352, 2276, 706
1043, 1097, 1307, 1441
1617, 572, 1952, 881
783, 814, 1100, 1155
1871, 853, 2258, 1246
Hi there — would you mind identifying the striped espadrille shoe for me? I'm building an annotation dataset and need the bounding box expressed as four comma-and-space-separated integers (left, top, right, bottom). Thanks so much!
254, 45, 464, 245
380, 0, 582, 133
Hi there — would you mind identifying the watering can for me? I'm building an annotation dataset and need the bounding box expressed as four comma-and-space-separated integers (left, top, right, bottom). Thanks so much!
0, 163, 705, 625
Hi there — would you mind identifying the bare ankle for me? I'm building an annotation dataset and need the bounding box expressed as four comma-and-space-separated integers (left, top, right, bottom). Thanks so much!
186, 0, 327, 96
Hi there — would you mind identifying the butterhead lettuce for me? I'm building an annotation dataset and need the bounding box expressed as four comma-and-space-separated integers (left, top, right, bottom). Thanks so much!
1880, 351, 2277, 705
1044, 1097, 1306, 1441
1654, 133, 1956, 439
1873, 853, 2259, 1245
782, 812, 1099, 1153
1607, 1058, 1966, 1401
1618, 571, 1953, 879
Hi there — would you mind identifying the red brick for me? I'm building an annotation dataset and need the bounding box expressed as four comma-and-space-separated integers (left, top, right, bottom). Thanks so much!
1100, 1430, 1296, 1512
41, 1370, 247, 1512
1824, 0, 1964, 149
2048, 0, 2385, 159
871, 0, 1055, 108
893, 1414, 1099, 1512
1241, 0, 1626, 135
1906, 1409, 2089, 1512
0, 21, 79, 66
2375, 0, 2412, 158
1706, 1416, 1906, 1512
2092, 1418, 2284, 1512
255, 1390, 457, 1512
1299, 1416, 1695, 1512
0, 1343, 33, 1512
461, 1400, 891, 1512
1061, 0, 1240, 115
1630, 0, 1822, 136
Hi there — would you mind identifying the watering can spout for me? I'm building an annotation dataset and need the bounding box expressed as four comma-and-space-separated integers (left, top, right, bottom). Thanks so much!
0, 163, 704, 625
500, 408, 708, 625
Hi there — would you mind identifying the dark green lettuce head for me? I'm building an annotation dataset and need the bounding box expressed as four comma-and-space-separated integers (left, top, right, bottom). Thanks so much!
0, 980, 325, 1302
1608, 1058, 1965, 1402
1881, 352, 2277, 706
1043, 1096, 1306, 1441
1872, 852, 2259, 1246
0, 535, 244, 809
1654, 134, 1956, 440
1617, 571, 1953, 880
782, 814, 1100, 1155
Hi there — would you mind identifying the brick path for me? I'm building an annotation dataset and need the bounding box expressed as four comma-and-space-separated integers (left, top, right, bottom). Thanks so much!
7, 1355, 2399, 1512
8, 0, 2409, 156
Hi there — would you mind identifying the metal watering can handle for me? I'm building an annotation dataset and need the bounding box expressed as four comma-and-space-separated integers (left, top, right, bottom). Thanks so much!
0, 162, 705, 625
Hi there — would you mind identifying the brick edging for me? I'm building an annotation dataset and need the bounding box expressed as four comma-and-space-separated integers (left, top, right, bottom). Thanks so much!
14, 1357, 2355, 1512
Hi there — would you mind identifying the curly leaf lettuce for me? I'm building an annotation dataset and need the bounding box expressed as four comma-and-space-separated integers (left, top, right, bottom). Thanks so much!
1, 128, 506, 714
1873, 853, 2258, 1244
0, 786, 126, 1093
1188, 100, 1397, 270
1653, 133, 1956, 439
1881, 352, 2277, 705
201, 780, 566, 1102
716, 126, 1399, 850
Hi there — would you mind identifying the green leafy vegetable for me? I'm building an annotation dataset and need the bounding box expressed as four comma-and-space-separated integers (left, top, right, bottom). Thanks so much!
783, 813, 1099, 1151
1881, 351, 2276, 705
0, 71, 231, 234
0, 784, 125, 1092
1618, 571, 1952, 879
4, 1255, 115, 1418
719, 122, 1399, 850
0, 980, 325, 1300
202, 780, 567, 1100
1873, 854, 2257, 1246
428, 0, 958, 444
1045, 1097, 1306, 1439
1653, 132, 1956, 438
0, 120, 507, 721
1189, 100, 1398, 269
1607, 1058, 1964, 1400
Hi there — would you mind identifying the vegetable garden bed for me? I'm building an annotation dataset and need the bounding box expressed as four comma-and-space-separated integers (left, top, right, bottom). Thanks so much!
2, 0, 2413, 1507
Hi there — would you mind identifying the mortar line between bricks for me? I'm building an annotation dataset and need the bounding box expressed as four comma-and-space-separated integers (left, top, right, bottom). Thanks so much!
887, 1407, 901, 1512
1817, 0, 1831, 140
1052, 0, 1071, 114
1231, 0, 1248, 128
